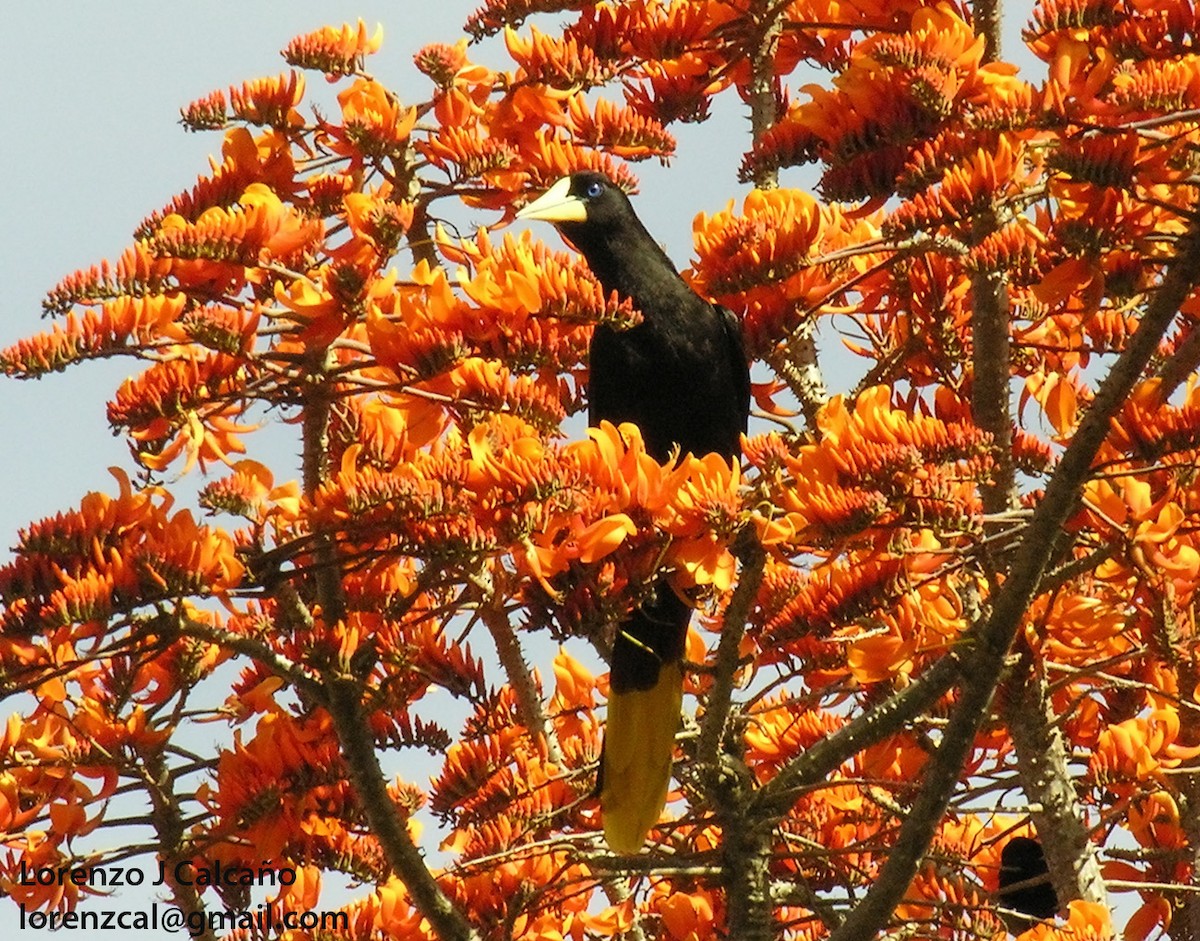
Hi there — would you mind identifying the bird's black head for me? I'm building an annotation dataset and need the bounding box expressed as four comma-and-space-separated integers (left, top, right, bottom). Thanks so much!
515, 172, 638, 239
515, 171, 677, 292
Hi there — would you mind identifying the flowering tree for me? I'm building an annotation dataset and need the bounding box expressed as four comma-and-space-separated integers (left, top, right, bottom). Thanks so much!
4, 2, 1200, 939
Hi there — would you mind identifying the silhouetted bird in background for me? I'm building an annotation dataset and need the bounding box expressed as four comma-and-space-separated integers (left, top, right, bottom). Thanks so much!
997, 836, 1059, 930
518, 172, 750, 853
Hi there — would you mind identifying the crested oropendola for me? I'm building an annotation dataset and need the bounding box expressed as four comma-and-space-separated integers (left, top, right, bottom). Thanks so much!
518, 171, 750, 853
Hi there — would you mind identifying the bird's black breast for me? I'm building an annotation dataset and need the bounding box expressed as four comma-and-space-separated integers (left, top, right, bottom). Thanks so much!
588, 292, 747, 463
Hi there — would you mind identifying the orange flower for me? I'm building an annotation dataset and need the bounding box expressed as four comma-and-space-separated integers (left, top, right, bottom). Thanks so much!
414, 38, 492, 88
650, 883, 721, 941
283, 20, 383, 76
504, 25, 612, 88
745, 694, 843, 767
180, 88, 228, 131
550, 647, 595, 708
566, 95, 676, 160
150, 182, 322, 289
336, 78, 418, 157
338, 186, 414, 263
1092, 708, 1200, 788
888, 136, 1030, 237
42, 241, 169, 317
691, 187, 827, 296
229, 71, 306, 128
0, 293, 187, 377
108, 355, 258, 473
1022, 900, 1113, 941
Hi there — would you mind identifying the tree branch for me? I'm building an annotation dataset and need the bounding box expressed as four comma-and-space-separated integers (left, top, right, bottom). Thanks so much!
1003, 655, 1107, 907
297, 343, 475, 939
971, 209, 1101, 915
1156, 318, 1200, 402
139, 750, 218, 941
176, 615, 322, 700
973, 0, 1003, 63
477, 574, 564, 765
767, 317, 830, 430
971, 270, 1016, 510
696, 533, 766, 769
746, 0, 784, 187
719, 756, 774, 940
325, 676, 480, 941
302, 348, 349, 632
1153, 591, 1200, 941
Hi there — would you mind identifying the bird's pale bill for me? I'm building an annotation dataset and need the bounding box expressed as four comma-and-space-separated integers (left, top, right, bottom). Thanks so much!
515, 176, 587, 223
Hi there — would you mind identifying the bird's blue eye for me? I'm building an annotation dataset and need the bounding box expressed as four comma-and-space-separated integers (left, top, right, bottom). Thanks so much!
584, 180, 604, 199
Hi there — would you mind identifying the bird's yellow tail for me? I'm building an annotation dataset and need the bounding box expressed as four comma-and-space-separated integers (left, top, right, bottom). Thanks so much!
600, 660, 683, 854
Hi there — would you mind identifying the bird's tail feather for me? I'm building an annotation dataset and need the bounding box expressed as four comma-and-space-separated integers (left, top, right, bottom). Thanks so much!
601, 659, 683, 854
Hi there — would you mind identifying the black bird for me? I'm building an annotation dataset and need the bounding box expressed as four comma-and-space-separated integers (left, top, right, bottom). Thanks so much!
997, 836, 1059, 929
517, 172, 750, 852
